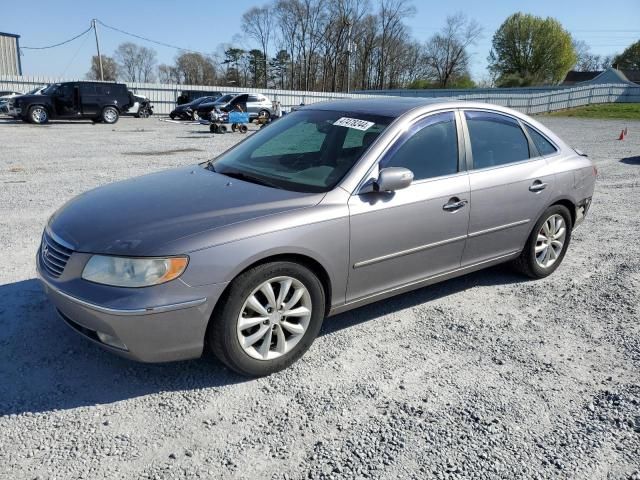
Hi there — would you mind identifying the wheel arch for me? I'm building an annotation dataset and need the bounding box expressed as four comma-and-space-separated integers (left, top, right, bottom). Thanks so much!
548, 197, 576, 228
206, 252, 333, 331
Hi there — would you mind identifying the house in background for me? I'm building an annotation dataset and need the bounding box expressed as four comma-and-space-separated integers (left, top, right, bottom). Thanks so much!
0, 32, 21, 76
562, 67, 640, 86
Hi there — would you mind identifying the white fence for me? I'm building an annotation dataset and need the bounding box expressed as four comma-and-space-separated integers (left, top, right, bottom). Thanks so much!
1, 74, 639, 115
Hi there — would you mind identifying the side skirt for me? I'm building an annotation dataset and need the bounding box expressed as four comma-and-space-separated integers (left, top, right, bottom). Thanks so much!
328, 250, 520, 317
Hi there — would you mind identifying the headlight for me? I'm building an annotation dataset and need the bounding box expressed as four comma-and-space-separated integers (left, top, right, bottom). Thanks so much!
82, 255, 188, 287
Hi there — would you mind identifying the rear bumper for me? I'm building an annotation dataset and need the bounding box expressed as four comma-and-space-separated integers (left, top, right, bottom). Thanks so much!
573, 197, 592, 229
37, 256, 229, 362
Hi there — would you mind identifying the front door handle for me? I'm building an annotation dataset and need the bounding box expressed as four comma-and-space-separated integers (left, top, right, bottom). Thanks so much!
529, 181, 548, 192
443, 198, 468, 211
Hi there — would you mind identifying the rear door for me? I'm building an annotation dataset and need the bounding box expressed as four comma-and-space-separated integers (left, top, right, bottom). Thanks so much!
347, 111, 470, 302
80, 83, 100, 116
460, 110, 552, 265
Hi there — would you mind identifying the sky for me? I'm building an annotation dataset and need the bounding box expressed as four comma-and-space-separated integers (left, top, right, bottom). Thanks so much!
3, 0, 639, 82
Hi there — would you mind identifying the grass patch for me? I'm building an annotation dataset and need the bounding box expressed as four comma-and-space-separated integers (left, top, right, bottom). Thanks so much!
546, 103, 640, 120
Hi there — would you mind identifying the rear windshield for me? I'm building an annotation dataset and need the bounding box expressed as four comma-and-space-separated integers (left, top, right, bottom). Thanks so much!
210, 109, 393, 193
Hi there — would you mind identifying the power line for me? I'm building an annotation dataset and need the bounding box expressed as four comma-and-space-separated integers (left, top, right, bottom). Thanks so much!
21, 26, 93, 50
95, 19, 202, 54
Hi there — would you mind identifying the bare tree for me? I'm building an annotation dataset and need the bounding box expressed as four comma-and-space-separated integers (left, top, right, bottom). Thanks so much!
174, 52, 217, 85
114, 42, 157, 82
157, 64, 181, 83
423, 13, 482, 88
242, 6, 272, 88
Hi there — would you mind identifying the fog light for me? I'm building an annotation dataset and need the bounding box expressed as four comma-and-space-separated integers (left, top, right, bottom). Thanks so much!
96, 331, 128, 350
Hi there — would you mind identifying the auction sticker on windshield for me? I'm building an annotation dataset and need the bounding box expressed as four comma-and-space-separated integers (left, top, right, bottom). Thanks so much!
333, 117, 375, 131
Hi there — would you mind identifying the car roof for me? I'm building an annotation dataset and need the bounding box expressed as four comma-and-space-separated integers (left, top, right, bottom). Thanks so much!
298, 97, 456, 118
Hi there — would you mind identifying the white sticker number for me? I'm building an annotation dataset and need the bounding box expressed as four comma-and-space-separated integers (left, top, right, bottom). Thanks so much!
333, 117, 375, 131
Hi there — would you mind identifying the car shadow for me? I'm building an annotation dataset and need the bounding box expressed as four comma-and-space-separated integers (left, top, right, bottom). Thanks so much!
620, 156, 640, 165
0, 279, 246, 416
0, 264, 525, 416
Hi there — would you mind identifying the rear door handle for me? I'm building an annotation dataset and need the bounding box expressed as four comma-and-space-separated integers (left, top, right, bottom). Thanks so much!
529, 181, 548, 192
443, 198, 468, 211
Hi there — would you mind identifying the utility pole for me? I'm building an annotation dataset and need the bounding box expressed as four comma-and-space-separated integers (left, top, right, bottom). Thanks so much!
92, 19, 104, 81
346, 19, 353, 93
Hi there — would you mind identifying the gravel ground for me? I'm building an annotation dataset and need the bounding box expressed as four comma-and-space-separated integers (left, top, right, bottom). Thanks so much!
0, 115, 638, 480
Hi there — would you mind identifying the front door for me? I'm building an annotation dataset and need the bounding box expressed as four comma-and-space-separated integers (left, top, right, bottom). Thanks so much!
347, 111, 470, 302
52, 84, 80, 118
460, 110, 552, 265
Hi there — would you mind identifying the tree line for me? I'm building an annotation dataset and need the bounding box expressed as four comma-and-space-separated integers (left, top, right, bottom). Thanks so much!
87, 2, 640, 91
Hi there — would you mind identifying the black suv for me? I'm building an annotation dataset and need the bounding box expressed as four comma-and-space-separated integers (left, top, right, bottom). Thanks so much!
13, 81, 132, 124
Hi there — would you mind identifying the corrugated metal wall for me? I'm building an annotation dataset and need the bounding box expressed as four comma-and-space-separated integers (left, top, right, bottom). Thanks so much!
0, 35, 20, 76
1, 74, 639, 115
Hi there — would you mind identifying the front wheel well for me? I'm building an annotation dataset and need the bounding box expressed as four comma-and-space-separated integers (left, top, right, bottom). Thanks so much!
238, 254, 332, 313
207, 253, 333, 337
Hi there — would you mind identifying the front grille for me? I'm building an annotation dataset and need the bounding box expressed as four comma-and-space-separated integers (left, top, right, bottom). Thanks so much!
40, 231, 73, 278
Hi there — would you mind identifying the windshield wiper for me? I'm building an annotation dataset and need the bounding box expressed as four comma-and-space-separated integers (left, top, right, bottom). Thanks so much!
218, 170, 281, 189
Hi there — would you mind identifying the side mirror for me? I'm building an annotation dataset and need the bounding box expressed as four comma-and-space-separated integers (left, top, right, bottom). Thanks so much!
371, 167, 414, 192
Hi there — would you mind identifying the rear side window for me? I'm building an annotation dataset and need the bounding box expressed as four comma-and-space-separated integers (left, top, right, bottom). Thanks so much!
525, 125, 558, 156
381, 111, 458, 180
465, 111, 530, 169
247, 95, 260, 102
80, 84, 96, 95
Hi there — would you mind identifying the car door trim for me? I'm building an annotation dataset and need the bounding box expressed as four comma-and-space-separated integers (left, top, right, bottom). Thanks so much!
353, 234, 468, 269
352, 218, 528, 269
336, 250, 520, 315
467, 219, 530, 238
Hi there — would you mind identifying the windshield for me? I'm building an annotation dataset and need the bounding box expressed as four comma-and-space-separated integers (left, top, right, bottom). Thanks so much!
41, 84, 60, 95
211, 109, 393, 193
215, 94, 235, 104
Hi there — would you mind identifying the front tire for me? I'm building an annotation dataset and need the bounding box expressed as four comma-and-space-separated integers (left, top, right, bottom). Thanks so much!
514, 205, 572, 279
29, 106, 48, 124
101, 106, 119, 124
208, 262, 326, 377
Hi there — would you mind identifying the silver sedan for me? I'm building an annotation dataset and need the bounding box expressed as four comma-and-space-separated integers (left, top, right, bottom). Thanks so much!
37, 98, 596, 376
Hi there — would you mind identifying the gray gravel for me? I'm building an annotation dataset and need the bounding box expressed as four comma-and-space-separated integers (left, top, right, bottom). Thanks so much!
0, 115, 639, 480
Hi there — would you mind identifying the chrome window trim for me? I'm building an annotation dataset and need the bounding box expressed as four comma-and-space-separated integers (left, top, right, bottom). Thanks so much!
460, 108, 550, 172
352, 108, 463, 194
521, 121, 561, 159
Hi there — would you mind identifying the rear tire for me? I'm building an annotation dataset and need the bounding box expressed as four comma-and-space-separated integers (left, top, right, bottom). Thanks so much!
218, 124, 227, 134
513, 205, 572, 279
29, 105, 48, 124
101, 106, 119, 124
258, 109, 271, 120
208, 262, 326, 377
239, 124, 248, 134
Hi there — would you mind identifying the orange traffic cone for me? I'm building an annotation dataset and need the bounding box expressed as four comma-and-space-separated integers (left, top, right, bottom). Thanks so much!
618, 130, 625, 140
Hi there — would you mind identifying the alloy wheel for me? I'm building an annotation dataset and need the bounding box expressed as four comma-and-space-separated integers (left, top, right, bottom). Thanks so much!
32, 107, 47, 123
104, 108, 117, 123
535, 214, 566, 268
236, 276, 312, 361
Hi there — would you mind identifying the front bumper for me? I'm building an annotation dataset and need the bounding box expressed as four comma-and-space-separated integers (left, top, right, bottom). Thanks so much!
37, 253, 228, 362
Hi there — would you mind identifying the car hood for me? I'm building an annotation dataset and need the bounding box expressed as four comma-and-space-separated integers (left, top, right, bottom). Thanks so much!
48, 165, 323, 256
14, 94, 48, 103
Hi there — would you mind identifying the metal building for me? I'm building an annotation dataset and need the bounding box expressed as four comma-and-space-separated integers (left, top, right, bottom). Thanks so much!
0, 32, 22, 75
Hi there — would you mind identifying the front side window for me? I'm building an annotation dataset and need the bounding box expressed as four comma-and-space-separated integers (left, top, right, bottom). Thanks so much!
465, 111, 530, 169
525, 125, 558, 156
212, 109, 392, 193
380, 111, 459, 181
